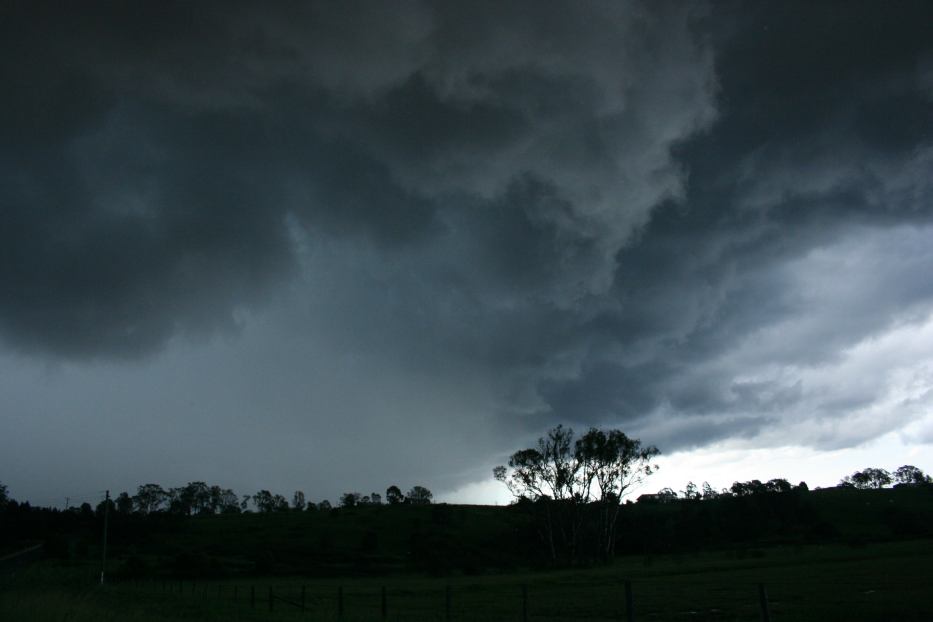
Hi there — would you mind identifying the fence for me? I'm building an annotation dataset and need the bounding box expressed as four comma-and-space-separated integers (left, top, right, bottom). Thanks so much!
103, 575, 929, 621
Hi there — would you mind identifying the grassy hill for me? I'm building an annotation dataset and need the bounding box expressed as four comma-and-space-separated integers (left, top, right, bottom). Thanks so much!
2, 486, 932, 620
48, 484, 930, 580
3, 484, 931, 581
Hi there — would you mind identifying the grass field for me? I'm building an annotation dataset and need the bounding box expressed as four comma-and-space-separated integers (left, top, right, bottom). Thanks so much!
3, 538, 931, 621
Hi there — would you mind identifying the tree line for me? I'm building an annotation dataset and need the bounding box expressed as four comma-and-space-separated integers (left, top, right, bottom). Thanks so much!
643, 462, 931, 503
493, 425, 933, 565
0, 481, 434, 518
839, 465, 932, 489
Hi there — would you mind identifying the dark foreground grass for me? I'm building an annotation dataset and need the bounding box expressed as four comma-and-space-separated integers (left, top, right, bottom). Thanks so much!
2, 538, 931, 621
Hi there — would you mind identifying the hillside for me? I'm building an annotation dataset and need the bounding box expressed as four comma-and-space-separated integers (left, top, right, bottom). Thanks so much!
4, 485, 930, 580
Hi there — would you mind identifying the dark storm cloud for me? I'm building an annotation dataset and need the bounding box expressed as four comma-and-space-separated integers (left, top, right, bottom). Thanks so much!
1, 0, 713, 356
3, 0, 933, 471
527, 1, 933, 449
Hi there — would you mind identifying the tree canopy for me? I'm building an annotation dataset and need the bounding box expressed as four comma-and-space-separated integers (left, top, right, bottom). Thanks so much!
494, 425, 660, 564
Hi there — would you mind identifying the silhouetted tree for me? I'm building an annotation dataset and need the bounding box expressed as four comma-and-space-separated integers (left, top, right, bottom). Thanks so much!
701, 482, 719, 499
318, 499, 332, 511
841, 468, 892, 489
406, 486, 433, 505
574, 427, 660, 559
340, 492, 362, 508
494, 425, 578, 502
0, 481, 9, 508
730, 480, 765, 496
495, 425, 659, 563
252, 490, 276, 513
292, 491, 306, 511
169, 482, 212, 515
370, 492, 383, 505
133, 484, 167, 514
765, 478, 792, 493
115, 492, 134, 514
386, 485, 404, 505
272, 494, 289, 511
683, 482, 700, 500
894, 465, 931, 486
211, 487, 239, 513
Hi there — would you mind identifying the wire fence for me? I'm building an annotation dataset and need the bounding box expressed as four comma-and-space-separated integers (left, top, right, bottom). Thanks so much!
105, 574, 933, 621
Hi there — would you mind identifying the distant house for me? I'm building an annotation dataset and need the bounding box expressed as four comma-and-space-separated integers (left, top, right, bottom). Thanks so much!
638, 488, 678, 504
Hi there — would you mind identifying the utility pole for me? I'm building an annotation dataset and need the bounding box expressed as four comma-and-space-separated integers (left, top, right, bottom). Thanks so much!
100, 490, 110, 585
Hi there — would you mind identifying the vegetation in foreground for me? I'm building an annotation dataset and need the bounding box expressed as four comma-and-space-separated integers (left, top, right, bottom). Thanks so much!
3, 538, 932, 621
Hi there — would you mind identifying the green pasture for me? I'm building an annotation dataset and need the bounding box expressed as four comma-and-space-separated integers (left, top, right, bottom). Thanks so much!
3, 538, 931, 621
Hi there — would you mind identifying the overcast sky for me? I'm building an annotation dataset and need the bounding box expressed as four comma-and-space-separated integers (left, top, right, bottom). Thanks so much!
3, 1, 933, 508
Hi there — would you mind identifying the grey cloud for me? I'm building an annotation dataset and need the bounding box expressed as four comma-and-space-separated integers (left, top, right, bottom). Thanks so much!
0, 1, 715, 360
3, 1, 933, 502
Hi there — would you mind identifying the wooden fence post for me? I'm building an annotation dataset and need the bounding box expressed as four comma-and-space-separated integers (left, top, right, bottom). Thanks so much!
522, 584, 528, 622
625, 580, 634, 622
758, 583, 771, 622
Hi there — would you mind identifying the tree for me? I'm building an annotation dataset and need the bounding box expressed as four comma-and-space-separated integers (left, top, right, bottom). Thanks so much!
841, 468, 892, 489
730, 480, 765, 496
406, 486, 433, 505
386, 485, 404, 505
115, 491, 134, 514
0, 481, 9, 508
765, 478, 792, 494
169, 481, 211, 515
318, 499, 332, 511
214, 487, 240, 513
340, 492, 362, 508
133, 484, 167, 514
494, 425, 659, 563
272, 494, 289, 511
292, 490, 307, 511
494, 425, 579, 502
894, 465, 931, 486
252, 490, 276, 513
682, 482, 700, 500
370, 492, 383, 505
573, 428, 660, 559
